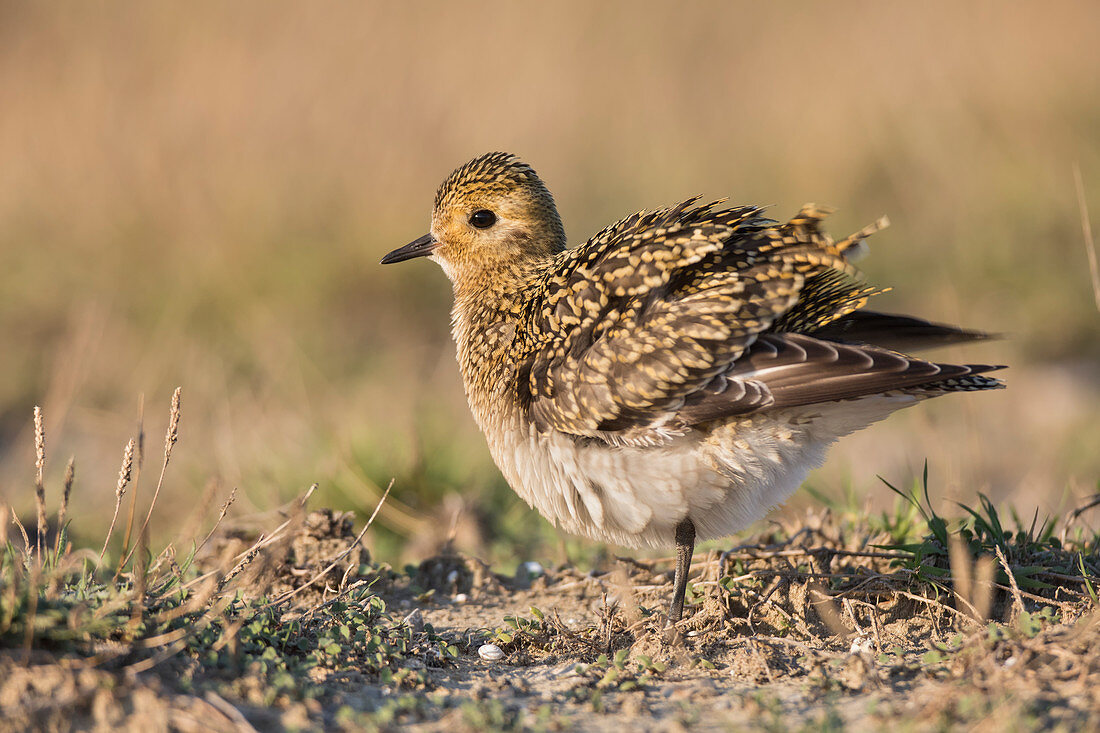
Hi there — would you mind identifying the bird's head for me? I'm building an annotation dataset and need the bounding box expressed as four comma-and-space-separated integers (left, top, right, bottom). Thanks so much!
382, 152, 566, 282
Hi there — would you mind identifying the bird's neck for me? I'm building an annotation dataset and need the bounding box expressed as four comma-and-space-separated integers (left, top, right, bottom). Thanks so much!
449, 261, 543, 428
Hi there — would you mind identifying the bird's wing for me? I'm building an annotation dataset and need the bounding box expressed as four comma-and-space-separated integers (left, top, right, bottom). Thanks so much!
515, 201, 902, 441
676, 332, 1004, 425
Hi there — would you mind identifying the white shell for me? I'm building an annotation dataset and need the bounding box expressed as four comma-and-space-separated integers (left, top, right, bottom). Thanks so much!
849, 635, 874, 655
478, 643, 504, 661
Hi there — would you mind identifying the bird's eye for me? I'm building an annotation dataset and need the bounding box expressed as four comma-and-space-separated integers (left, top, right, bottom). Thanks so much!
469, 209, 497, 229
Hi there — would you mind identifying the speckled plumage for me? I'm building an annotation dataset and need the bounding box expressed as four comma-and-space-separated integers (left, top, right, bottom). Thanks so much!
383, 152, 1004, 621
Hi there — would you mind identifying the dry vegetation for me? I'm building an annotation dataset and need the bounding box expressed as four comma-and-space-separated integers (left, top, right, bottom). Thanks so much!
2, 2, 1100, 730
2, 402, 1100, 731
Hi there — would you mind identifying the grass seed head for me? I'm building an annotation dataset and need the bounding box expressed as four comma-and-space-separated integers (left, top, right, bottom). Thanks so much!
33, 406, 45, 480
117, 438, 136, 499
54, 457, 76, 555
164, 387, 181, 462
33, 406, 46, 556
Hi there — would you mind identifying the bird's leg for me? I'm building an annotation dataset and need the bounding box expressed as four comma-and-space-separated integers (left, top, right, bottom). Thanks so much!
668, 517, 696, 624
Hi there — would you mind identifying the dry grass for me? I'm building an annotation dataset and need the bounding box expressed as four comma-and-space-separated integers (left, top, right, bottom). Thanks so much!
0, 398, 478, 731
98, 436, 134, 562
0, 400, 425, 729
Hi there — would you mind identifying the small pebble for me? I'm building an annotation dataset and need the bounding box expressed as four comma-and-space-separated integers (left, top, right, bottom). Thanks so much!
453, 593, 468, 604
478, 643, 504, 662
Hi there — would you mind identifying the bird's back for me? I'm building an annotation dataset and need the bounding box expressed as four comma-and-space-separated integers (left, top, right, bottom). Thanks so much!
494, 199, 1001, 448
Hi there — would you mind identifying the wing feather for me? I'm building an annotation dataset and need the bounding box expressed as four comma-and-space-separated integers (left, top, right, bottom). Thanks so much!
677, 333, 1004, 425
514, 201, 1001, 444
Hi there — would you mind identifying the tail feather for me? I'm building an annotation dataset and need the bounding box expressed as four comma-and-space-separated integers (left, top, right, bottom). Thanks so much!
809, 310, 998, 352
912, 369, 1006, 393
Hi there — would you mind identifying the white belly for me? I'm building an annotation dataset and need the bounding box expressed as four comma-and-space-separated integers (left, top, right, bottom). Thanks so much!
483, 394, 918, 549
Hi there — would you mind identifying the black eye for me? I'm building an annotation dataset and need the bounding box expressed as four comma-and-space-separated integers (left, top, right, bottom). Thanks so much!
469, 209, 497, 229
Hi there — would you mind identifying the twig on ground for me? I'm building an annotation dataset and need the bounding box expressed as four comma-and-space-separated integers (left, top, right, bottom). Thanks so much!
996, 545, 1026, 621
992, 582, 1081, 611
715, 547, 911, 563
896, 590, 973, 625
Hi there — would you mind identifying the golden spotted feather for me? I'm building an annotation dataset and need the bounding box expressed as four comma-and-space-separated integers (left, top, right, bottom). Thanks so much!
506, 198, 1000, 445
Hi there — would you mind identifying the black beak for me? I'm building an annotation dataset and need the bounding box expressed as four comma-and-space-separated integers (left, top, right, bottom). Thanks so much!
381, 234, 438, 264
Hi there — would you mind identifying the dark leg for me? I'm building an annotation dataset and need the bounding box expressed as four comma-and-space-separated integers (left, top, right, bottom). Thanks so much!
668, 517, 696, 624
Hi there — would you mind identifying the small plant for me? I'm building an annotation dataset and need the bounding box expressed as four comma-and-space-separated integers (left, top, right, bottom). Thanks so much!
485, 606, 561, 655
460, 699, 526, 732
2, 391, 199, 659
569, 647, 667, 704
876, 463, 1100, 609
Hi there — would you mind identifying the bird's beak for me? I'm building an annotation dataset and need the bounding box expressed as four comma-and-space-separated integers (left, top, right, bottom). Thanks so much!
381, 233, 438, 264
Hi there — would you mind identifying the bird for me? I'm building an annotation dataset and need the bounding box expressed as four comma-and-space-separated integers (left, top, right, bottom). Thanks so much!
382, 151, 1004, 623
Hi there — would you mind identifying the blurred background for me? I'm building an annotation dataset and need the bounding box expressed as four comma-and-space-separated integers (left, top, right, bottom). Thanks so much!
1, 2, 1098, 568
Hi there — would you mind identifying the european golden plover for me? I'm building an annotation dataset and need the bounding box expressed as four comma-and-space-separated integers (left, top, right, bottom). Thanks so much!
382, 152, 1004, 622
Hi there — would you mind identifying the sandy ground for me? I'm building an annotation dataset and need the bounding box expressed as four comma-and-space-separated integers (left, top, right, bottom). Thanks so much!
3, 509, 1099, 732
